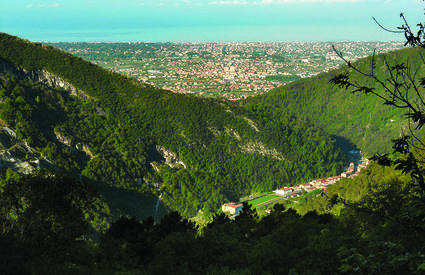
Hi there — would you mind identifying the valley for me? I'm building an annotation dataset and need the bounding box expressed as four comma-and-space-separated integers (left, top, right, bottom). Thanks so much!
0, 33, 418, 221
0, 33, 348, 220
4, 0, 425, 270
1, 31, 425, 273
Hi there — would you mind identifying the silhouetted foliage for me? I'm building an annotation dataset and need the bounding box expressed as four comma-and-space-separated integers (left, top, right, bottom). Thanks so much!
0, 170, 99, 273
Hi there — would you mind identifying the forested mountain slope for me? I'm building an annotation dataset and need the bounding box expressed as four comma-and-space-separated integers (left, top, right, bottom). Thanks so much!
0, 33, 347, 218
250, 47, 425, 155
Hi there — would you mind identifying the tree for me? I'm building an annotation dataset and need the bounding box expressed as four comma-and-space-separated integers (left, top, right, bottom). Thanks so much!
330, 8, 425, 193
0, 170, 99, 273
329, 7, 425, 273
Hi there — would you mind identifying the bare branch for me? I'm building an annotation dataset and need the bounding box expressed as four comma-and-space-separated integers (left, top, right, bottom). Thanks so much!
372, 17, 404, 34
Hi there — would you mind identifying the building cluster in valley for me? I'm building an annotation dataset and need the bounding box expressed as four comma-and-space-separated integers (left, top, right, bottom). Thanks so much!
222, 156, 370, 215
274, 157, 370, 197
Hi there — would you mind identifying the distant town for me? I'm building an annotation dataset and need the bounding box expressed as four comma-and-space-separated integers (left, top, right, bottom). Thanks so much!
50, 41, 403, 99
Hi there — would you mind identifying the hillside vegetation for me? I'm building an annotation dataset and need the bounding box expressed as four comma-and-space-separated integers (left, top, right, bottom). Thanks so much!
1, 33, 425, 274
0, 33, 347, 218
251, 47, 425, 155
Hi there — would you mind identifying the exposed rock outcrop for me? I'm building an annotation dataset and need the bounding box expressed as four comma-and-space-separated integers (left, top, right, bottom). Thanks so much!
156, 146, 186, 169
28, 70, 92, 100
242, 116, 260, 132
0, 127, 53, 174
0, 58, 96, 160
0, 58, 92, 100
239, 141, 284, 160
54, 131, 94, 158
225, 127, 241, 140
149, 146, 186, 171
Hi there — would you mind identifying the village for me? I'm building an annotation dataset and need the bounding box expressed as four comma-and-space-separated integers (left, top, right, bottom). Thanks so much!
222, 154, 370, 216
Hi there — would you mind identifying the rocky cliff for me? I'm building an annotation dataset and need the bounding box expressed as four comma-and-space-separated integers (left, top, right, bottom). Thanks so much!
0, 58, 95, 173
54, 131, 94, 158
0, 58, 91, 100
0, 127, 52, 174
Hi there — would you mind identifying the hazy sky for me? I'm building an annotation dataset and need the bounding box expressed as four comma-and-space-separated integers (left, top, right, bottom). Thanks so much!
1, 0, 424, 42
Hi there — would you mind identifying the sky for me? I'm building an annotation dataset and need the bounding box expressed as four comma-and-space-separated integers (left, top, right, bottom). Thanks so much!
1, 0, 424, 42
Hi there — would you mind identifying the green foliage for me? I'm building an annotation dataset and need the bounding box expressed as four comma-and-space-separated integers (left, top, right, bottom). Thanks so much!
265, 74, 301, 83
0, 170, 100, 274
251, 47, 425, 155
92, 204, 346, 274
0, 166, 423, 274
289, 162, 425, 273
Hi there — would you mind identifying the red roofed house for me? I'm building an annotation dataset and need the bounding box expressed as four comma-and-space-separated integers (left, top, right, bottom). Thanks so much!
222, 203, 244, 215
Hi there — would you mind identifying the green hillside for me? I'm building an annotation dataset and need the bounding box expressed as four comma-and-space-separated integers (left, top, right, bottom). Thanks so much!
251, 47, 425, 155
0, 33, 347, 218
1, 33, 425, 274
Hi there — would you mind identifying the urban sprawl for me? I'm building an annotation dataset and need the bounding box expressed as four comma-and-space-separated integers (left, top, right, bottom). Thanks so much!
51, 41, 403, 100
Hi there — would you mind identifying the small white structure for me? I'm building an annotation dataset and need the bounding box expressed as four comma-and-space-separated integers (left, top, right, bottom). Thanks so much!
274, 187, 293, 196
222, 203, 243, 215
341, 172, 349, 178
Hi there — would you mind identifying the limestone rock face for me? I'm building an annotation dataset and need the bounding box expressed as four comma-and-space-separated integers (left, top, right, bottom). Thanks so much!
0, 58, 91, 100
28, 70, 92, 100
0, 127, 53, 174
155, 146, 186, 169
54, 131, 94, 158
0, 58, 96, 160
239, 141, 284, 160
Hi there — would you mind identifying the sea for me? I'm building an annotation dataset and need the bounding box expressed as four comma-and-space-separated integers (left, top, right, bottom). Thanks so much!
2, 24, 396, 43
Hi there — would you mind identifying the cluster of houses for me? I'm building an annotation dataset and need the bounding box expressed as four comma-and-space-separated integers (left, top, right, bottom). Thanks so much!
274, 158, 370, 196
221, 157, 370, 215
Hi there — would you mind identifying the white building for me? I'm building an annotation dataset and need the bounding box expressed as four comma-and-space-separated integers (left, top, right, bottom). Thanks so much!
274, 187, 293, 196
222, 203, 243, 215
